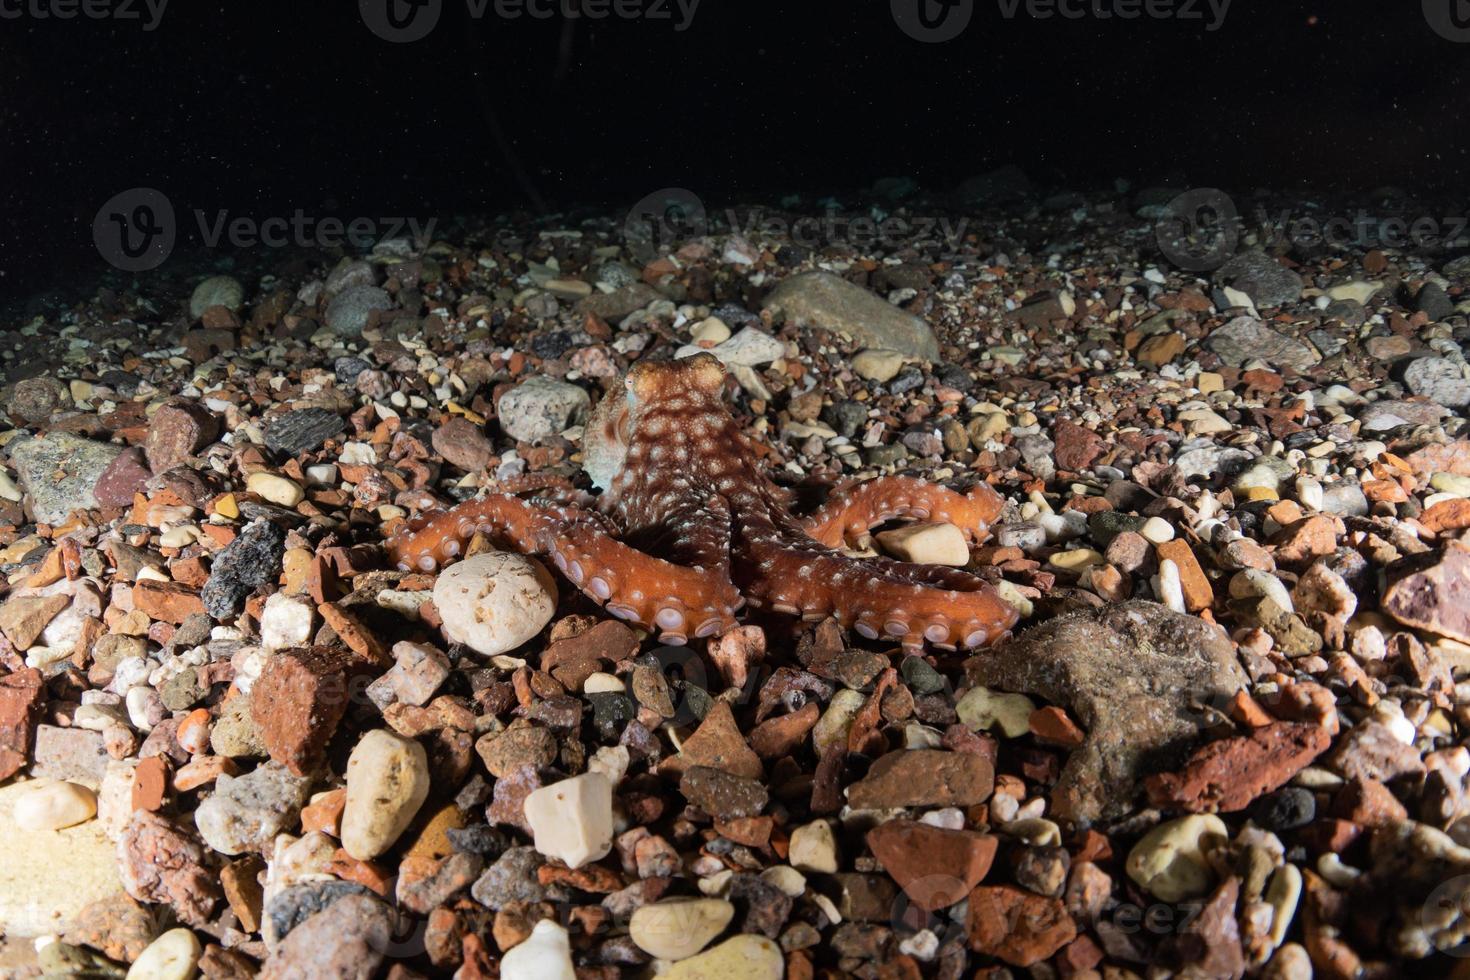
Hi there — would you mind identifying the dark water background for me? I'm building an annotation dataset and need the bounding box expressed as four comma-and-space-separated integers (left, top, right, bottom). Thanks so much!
1, 0, 1466, 299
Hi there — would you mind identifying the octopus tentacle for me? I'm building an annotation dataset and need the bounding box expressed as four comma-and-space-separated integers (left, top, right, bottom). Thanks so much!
737, 532, 1019, 655
385, 493, 740, 645
800, 477, 1005, 550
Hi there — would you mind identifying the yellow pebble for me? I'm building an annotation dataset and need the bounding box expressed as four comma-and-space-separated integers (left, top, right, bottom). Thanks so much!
1244, 486, 1279, 502
214, 494, 239, 520
1049, 548, 1104, 572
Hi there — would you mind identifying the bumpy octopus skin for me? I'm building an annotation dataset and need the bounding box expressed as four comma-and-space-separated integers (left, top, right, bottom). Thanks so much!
387, 353, 1019, 653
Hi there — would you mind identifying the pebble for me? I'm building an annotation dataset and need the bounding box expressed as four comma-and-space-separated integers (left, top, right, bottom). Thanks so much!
324, 284, 393, 336
10, 432, 123, 524
874, 521, 969, 565
1205, 316, 1319, 372
501, 919, 576, 980
13, 779, 97, 831
1125, 813, 1228, 902
433, 551, 557, 656
629, 897, 735, 961
245, 472, 304, 507
1405, 356, 1470, 408
341, 730, 431, 861
188, 275, 244, 319
194, 762, 311, 855
523, 772, 614, 869
498, 376, 591, 443
124, 928, 202, 980
657, 934, 784, 980
956, 686, 1036, 738
763, 270, 939, 361
264, 408, 346, 455
852, 348, 906, 382
788, 819, 839, 873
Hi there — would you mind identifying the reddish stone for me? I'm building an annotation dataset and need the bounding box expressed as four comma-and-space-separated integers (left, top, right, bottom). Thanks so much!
1053, 419, 1105, 472
1270, 515, 1342, 568
866, 819, 999, 911
661, 701, 762, 780
431, 417, 497, 473
130, 754, 168, 812
747, 702, 819, 759
1028, 706, 1085, 748
1145, 722, 1331, 813
1156, 539, 1213, 612
251, 646, 368, 776
301, 787, 347, 835
541, 620, 636, 691
133, 580, 207, 624
117, 810, 220, 926
1297, 818, 1362, 855
966, 885, 1077, 967
145, 399, 222, 473
93, 447, 152, 508
1382, 539, 1470, 645
847, 749, 995, 809
317, 602, 390, 668
220, 855, 265, 934
0, 667, 44, 779
1330, 777, 1409, 828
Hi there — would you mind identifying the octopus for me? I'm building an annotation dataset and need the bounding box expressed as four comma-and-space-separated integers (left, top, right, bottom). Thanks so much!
387, 353, 1019, 653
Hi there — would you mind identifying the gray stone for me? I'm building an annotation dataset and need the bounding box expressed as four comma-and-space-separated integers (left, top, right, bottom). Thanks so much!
9, 433, 123, 524
963, 601, 1248, 822
1359, 400, 1451, 432
763, 271, 940, 361
1212, 252, 1303, 308
189, 275, 245, 319
1405, 357, 1470, 408
324, 285, 393, 337
497, 376, 591, 444
264, 409, 346, 455
31, 725, 109, 787
1205, 317, 1319, 372
194, 761, 313, 855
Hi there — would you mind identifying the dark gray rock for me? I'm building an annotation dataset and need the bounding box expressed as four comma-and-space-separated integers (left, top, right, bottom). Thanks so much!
201, 519, 287, 619
264, 408, 346, 455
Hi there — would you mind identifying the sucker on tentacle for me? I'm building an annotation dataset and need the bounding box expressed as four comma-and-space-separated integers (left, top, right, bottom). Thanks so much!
387, 352, 1019, 651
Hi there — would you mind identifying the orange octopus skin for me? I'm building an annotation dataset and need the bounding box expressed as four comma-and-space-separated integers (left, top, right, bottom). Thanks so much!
386, 353, 1019, 652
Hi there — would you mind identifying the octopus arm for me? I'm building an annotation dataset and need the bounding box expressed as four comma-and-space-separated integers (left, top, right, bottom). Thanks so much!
386, 493, 740, 646
800, 476, 1005, 549
739, 537, 1019, 654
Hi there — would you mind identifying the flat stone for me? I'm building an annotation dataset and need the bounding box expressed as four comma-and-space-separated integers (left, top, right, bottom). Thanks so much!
264, 408, 346, 455
93, 446, 152, 508
1383, 540, 1470, 644
866, 819, 998, 911
679, 765, 769, 819
663, 701, 762, 780
1212, 252, 1303, 308
431, 416, 496, 472
764, 271, 940, 361
434, 551, 558, 657
964, 600, 1248, 822
497, 376, 591, 444
1145, 722, 1332, 813
657, 934, 784, 980
630, 898, 736, 962
0, 593, 69, 650
1205, 316, 1319, 372
9, 432, 123, 524
845, 749, 995, 809
117, 810, 219, 926
0, 668, 44, 780
324, 284, 393, 337
31, 724, 109, 787
1405, 356, 1470, 408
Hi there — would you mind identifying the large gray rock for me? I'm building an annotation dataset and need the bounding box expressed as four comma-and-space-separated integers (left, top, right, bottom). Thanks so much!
324, 284, 393, 337
964, 601, 1248, 822
1204, 316, 1320, 373
9, 432, 124, 524
763, 271, 940, 361
497, 376, 591, 444
1405, 356, 1470, 408
1213, 251, 1303, 308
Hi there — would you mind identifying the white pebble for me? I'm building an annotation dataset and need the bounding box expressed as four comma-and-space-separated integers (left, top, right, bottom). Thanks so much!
13, 780, 97, 831
500, 919, 575, 980
788, 820, 839, 874
434, 551, 557, 657
1155, 559, 1187, 614
125, 928, 201, 980
874, 522, 969, 566
523, 772, 614, 870
259, 592, 315, 652
629, 898, 735, 961
1138, 517, 1175, 544
1126, 814, 1228, 903
246, 471, 304, 507
341, 730, 431, 861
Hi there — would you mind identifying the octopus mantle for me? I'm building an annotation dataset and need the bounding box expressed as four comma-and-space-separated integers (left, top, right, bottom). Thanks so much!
387, 353, 1019, 653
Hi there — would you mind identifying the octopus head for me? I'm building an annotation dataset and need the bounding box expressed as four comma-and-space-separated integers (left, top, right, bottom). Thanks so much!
625, 352, 726, 413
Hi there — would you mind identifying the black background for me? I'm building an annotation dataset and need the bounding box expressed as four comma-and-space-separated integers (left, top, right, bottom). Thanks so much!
1, 0, 1466, 299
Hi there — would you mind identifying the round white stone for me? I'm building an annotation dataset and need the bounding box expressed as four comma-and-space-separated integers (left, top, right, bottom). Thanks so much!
125, 928, 202, 980
13, 780, 97, 832
501, 918, 576, 980
434, 551, 557, 657
630, 898, 735, 961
